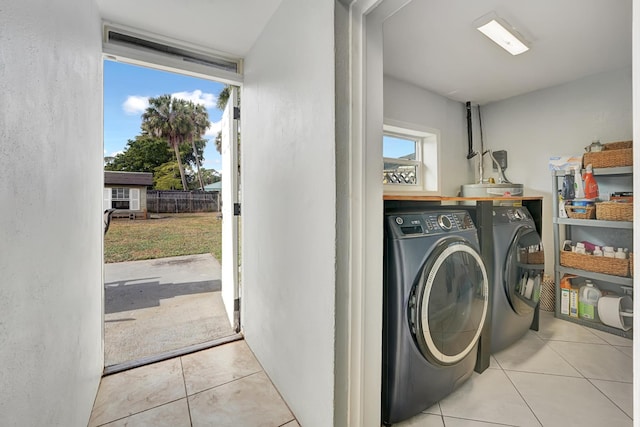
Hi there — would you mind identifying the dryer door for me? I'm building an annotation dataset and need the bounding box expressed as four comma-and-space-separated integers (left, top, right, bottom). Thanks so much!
410, 238, 489, 365
504, 227, 545, 315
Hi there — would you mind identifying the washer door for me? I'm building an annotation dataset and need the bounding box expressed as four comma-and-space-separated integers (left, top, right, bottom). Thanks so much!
409, 238, 489, 365
505, 227, 544, 315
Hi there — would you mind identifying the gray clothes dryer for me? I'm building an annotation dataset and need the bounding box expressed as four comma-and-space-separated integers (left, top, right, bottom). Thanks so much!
490, 206, 544, 353
383, 210, 489, 425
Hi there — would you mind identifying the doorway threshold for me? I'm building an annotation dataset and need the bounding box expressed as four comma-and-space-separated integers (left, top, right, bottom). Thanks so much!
103, 332, 244, 376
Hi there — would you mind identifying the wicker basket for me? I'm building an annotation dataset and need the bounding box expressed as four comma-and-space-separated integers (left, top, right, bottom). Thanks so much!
565, 205, 596, 219
527, 251, 545, 265
596, 202, 633, 221
583, 141, 633, 168
539, 275, 555, 312
604, 140, 632, 150
560, 251, 629, 277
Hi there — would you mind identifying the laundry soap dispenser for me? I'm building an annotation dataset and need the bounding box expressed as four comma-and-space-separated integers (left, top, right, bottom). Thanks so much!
583, 164, 599, 200
578, 280, 602, 321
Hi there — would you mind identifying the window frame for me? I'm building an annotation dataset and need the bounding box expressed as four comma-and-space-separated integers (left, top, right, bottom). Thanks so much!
383, 120, 440, 194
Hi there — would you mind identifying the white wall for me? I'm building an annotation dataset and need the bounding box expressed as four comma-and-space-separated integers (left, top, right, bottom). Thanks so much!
0, 1, 104, 425
384, 75, 475, 195
481, 67, 633, 273
241, 1, 336, 426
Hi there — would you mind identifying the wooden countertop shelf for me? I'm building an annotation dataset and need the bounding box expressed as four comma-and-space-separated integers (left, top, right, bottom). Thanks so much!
383, 194, 543, 202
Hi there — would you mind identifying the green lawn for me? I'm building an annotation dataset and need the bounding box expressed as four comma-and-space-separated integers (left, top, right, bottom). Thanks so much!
104, 213, 222, 263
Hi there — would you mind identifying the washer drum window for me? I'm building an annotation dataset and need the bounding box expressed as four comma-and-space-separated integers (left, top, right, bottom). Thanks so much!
410, 241, 489, 365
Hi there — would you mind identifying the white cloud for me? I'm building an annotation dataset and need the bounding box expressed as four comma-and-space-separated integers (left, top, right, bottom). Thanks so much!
123, 96, 149, 115
172, 89, 217, 108
205, 119, 222, 137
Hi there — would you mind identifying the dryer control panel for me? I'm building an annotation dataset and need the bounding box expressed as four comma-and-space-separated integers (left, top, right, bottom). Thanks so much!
493, 207, 531, 224
388, 211, 476, 237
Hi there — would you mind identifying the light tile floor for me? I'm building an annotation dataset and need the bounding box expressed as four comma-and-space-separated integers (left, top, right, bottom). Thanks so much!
89, 311, 632, 427
397, 311, 633, 427
88, 340, 299, 427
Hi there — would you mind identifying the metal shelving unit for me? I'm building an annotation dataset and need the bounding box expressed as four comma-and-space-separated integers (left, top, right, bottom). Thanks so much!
552, 166, 634, 339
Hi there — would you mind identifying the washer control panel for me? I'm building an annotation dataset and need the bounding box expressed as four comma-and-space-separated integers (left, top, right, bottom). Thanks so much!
389, 211, 476, 237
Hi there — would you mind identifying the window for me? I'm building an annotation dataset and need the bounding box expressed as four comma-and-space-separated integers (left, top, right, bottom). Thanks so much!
104, 187, 140, 210
112, 188, 130, 209
383, 121, 440, 193
383, 133, 420, 186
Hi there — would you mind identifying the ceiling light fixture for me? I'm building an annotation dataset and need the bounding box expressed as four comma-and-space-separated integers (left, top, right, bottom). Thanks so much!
476, 14, 529, 56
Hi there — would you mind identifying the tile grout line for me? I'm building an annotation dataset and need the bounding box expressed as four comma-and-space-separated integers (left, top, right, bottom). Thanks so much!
501, 367, 545, 427
179, 356, 194, 427
585, 377, 634, 421
442, 414, 519, 427
186, 369, 264, 398
540, 337, 589, 380
95, 398, 187, 427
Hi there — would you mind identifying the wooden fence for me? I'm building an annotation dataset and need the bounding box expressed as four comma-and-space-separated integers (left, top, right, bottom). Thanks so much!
147, 190, 220, 213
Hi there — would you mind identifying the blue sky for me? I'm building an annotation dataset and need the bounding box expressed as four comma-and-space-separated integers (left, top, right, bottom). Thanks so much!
103, 60, 225, 172
383, 135, 416, 159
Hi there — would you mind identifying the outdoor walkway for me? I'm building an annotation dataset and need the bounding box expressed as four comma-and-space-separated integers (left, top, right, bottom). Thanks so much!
104, 254, 234, 367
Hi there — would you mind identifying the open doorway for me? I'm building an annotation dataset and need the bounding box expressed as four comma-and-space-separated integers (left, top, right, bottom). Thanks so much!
103, 59, 242, 371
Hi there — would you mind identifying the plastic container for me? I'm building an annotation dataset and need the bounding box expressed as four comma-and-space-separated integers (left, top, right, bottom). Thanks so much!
578, 280, 602, 321
559, 274, 576, 316
561, 169, 575, 200
573, 167, 585, 199
583, 164, 599, 199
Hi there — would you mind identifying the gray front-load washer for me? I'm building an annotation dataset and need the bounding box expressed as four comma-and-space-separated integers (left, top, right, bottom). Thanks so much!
490, 206, 544, 353
383, 209, 489, 425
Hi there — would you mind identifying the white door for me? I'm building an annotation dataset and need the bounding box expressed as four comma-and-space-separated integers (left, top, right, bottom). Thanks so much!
221, 86, 240, 331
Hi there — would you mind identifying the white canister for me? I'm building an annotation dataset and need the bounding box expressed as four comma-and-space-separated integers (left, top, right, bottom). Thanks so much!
597, 295, 634, 331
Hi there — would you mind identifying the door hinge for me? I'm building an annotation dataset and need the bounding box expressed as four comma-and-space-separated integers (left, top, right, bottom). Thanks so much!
234, 203, 241, 216
233, 107, 240, 120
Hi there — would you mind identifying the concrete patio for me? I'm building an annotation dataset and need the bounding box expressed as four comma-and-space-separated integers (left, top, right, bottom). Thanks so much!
104, 254, 235, 367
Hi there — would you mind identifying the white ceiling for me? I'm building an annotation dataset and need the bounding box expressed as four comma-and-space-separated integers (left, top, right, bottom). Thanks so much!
383, 0, 632, 105
97, 0, 632, 106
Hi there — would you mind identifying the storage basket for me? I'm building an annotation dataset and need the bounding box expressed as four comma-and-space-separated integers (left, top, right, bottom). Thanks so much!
595, 202, 633, 221
560, 251, 629, 277
604, 140, 632, 150
527, 251, 545, 265
565, 205, 595, 219
539, 275, 555, 312
583, 141, 633, 168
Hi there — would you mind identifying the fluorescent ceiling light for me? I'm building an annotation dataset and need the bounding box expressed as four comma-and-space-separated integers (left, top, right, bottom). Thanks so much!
477, 17, 529, 55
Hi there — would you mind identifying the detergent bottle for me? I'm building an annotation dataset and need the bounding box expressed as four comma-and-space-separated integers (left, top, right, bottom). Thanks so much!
583, 164, 599, 200
561, 169, 575, 200
573, 167, 585, 199
578, 280, 602, 321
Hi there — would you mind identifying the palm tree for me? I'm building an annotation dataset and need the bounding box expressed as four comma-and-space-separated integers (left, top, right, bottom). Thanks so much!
214, 84, 239, 154
141, 95, 192, 190
188, 102, 210, 190
216, 85, 231, 111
